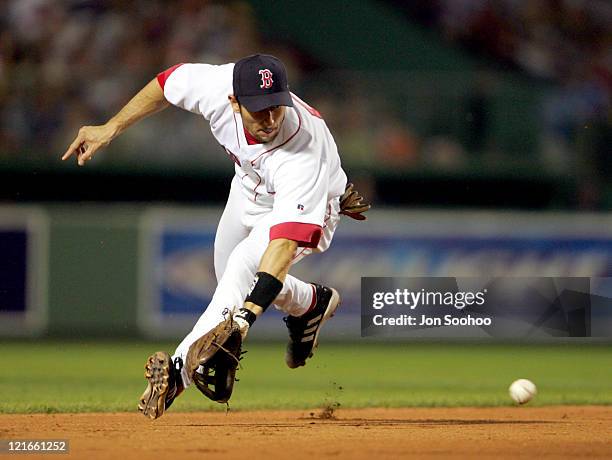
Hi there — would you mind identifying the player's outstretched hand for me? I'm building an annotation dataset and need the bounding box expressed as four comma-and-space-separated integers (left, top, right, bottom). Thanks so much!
62, 124, 116, 166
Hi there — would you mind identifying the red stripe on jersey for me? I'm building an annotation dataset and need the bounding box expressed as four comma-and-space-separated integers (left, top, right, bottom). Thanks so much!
293, 95, 323, 119
232, 113, 241, 148
156, 63, 184, 90
270, 222, 322, 248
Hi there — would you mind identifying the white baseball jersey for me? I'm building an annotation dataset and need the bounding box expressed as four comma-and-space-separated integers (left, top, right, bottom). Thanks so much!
158, 63, 348, 378
157, 63, 347, 248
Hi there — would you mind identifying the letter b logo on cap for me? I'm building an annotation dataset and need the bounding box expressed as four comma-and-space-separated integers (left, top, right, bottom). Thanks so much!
259, 69, 274, 89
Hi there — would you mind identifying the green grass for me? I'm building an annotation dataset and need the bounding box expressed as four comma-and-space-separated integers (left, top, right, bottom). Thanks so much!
1, 341, 611, 413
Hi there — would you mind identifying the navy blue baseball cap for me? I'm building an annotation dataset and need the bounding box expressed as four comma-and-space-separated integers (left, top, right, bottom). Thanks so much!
233, 54, 293, 112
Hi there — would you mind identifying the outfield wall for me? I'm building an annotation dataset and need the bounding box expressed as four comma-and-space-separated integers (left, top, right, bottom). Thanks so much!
2, 205, 612, 340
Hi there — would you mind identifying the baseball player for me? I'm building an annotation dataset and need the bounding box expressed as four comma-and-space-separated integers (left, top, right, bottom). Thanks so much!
62, 54, 369, 419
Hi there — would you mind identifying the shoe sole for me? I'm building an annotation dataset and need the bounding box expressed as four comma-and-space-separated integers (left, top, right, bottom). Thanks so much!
138, 351, 171, 420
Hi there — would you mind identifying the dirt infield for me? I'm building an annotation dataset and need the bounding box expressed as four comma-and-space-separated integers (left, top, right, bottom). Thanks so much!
2, 406, 611, 459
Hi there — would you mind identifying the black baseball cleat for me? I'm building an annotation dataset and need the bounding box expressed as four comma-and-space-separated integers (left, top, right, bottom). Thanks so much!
138, 351, 184, 419
284, 284, 341, 369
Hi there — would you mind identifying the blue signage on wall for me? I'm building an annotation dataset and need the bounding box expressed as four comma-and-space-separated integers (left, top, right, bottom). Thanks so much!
0, 231, 28, 313
0, 207, 48, 336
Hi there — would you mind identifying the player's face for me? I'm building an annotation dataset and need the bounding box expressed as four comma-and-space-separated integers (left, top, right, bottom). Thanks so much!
229, 96, 286, 143
240, 105, 286, 143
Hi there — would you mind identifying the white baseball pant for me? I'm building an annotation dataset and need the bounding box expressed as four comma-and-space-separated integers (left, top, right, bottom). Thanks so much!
172, 176, 340, 386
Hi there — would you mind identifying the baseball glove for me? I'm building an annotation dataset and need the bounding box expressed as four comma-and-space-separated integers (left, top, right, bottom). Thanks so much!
339, 182, 371, 221
185, 310, 245, 403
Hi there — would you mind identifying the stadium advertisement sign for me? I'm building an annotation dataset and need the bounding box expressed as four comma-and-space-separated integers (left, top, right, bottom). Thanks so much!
139, 209, 612, 340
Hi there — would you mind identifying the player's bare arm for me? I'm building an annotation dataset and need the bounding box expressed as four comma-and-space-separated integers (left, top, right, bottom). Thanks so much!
243, 238, 298, 316
233, 237, 298, 338
257, 238, 298, 280
62, 78, 169, 166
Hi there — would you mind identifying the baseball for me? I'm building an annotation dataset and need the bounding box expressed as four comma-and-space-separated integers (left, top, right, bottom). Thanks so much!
509, 379, 537, 404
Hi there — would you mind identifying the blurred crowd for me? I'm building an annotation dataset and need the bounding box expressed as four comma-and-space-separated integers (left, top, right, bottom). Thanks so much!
0, 0, 304, 167
404, 0, 610, 82
395, 0, 611, 182
0, 0, 610, 194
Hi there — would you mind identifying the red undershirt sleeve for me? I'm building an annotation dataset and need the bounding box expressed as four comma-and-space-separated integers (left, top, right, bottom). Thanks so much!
156, 63, 184, 90
270, 222, 323, 248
